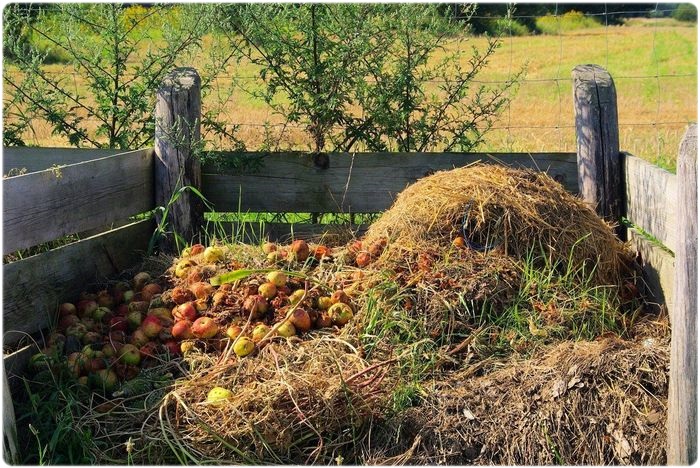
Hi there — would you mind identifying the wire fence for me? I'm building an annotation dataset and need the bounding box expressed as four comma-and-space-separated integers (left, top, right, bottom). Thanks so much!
3, 4, 696, 168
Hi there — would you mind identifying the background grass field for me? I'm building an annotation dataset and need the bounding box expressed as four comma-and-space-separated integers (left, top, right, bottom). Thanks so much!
4, 16, 696, 171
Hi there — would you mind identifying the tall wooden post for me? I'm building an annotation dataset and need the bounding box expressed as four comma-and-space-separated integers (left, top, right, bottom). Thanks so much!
668, 124, 697, 465
154, 67, 204, 252
572, 64, 624, 239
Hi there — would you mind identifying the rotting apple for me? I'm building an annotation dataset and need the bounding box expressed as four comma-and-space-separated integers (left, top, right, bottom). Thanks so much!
290, 309, 312, 333
329, 303, 354, 326
290, 240, 310, 262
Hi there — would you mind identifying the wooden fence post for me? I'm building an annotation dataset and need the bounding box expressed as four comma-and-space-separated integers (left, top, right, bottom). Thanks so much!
572, 64, 624, 239
155, 67, 204, 252
668, 124, 697, 465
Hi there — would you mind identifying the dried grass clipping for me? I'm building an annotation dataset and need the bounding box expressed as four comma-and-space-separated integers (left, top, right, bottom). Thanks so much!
363, 164, 633, 286
161, 337, 391, 464
370, 334, 669, 465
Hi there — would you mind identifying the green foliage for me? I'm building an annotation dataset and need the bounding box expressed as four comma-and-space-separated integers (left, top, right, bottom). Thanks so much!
480, 17, 531, 36
535, 11, 601, 35
221, 4, 522, 153
3, 4, 239, 149
673, 3, 697, 22
17, 372, 99, 464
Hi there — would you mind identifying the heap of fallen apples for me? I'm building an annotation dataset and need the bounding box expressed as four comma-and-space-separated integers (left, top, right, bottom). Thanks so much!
31, 238, 384, 396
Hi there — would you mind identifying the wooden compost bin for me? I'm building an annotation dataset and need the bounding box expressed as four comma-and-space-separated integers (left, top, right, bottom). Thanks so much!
2, 65, 696, 464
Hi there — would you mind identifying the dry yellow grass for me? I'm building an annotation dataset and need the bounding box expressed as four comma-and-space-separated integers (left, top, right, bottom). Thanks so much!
3, 19, 696, 169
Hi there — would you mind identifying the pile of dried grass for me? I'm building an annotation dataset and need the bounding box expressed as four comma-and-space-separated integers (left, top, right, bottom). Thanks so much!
160, 336, 392, 464
363, 164, 634, 286
369, 324, 669, 465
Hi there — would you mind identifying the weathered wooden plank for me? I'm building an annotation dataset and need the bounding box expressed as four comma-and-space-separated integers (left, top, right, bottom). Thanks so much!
3, 366, 20, 464
207, 221, 367, 246
155, 68, 204, 251
624, 153, 678, 253
202, 152, 578, 213
668, 124, 697, 464
3, 148, 154, 255
572, 64, 623, 238
628, 230, 674, 307
3, 220, 153, 346
3, 147, 121, 175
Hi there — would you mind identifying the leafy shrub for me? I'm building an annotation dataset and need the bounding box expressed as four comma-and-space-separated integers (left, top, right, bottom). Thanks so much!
673, 4, 697, 23
535, 11, 601, 35
484, 17, 530, 36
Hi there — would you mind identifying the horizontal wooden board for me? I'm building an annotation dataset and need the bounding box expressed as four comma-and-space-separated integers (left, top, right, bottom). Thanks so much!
629, 230, 675, 308
624, 153, 677, 252
3, 149, 154, 255
3, 147, 127, 175
207, 221, 367, 245
202, 152, 578, 213
3, 220, 153, 346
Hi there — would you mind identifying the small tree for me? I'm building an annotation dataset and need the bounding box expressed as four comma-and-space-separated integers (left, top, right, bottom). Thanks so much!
3, 4, 238, 149
220, 4, 523, 153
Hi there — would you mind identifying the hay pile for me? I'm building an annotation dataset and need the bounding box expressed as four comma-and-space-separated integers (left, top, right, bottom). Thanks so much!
363, 164, 634, 286
161, 337, 390, 464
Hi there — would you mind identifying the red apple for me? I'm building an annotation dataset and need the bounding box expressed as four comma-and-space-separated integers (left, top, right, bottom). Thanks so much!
191, 317, 219, 339
172, 320, 193, 340
141, 316, 162, 338
173, 302, 197, 322
262, 242, 277, 254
